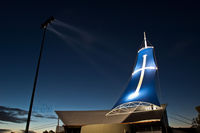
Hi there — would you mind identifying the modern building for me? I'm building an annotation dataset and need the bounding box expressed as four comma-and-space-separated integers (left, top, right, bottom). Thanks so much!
55, 33, 169, 133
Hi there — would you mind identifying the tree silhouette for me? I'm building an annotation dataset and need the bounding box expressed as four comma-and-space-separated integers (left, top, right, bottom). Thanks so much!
42, 130, 55, 133
49, 130, 55, 133
43, 130, 48, 133
192, 106, 200, 128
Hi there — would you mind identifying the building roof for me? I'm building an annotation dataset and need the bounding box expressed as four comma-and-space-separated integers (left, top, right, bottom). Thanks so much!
56, 110, 129, 126
56, 109, 165, 126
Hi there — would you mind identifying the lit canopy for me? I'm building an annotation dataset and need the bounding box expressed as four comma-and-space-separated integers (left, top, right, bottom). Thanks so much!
113, 46, 160, 108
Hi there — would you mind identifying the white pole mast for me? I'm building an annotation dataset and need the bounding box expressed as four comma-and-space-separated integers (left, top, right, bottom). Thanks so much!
144, 32, 148, 48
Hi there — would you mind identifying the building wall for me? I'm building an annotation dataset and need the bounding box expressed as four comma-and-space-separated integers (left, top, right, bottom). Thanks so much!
81, 123, 133, 133
168, 128, 200, 133
63, 121, 165, 133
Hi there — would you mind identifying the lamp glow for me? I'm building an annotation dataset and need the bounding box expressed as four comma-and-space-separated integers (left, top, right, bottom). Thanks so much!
132, 66, 157, 76
127, 54, 147, 100
135, 54, 147, 94
127, 92, 139, 100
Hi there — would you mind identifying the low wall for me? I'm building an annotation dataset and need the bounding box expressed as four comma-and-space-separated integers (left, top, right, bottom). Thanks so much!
169, 128, 200, 133
81, 123, 132, 133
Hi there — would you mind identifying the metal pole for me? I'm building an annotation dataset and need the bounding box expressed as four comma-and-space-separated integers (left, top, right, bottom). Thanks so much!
144, 32, 148, 48
25, 27, 47, 133
25, 16, 54, 133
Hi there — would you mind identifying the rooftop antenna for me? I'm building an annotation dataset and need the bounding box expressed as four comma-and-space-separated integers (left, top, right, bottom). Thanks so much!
144, 32, 148, 48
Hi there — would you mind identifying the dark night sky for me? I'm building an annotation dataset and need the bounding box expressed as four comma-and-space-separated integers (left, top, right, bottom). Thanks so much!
0, 0, 200, 131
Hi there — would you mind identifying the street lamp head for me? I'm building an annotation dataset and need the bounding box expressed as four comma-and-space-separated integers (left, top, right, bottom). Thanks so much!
41, 16, 55, 29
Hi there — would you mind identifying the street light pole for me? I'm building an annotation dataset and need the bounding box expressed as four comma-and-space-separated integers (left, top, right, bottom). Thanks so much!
25, 16, 54, 133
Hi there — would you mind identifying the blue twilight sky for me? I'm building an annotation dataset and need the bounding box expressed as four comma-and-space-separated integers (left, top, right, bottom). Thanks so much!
0, 0, 200, 132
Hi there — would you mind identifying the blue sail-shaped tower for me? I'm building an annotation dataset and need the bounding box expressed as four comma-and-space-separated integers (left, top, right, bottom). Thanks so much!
107, 33, 161, 116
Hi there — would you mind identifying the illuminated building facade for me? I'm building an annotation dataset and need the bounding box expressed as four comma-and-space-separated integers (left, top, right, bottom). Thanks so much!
56, 33, 169, 133
106, 32, 161, 116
